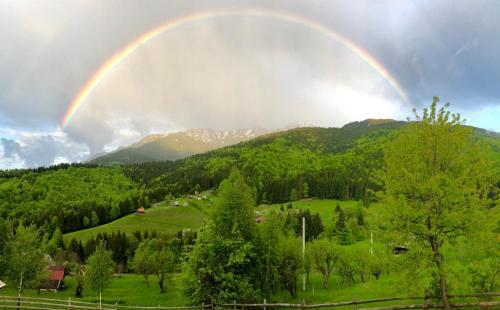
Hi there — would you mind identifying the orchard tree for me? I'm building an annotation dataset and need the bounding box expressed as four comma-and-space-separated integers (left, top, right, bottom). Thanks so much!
277, 237, 303, 297
380, 97, 494, 309
85, 242, 115, 307
153, 240, 175, 293
310, 238, 340, 288
131, 240, 156, 287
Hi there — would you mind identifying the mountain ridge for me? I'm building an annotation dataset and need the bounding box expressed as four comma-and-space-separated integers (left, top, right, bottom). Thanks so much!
88, 127, 273, 165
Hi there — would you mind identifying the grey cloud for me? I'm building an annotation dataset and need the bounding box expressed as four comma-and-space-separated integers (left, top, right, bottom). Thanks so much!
1, 138, 22, 158
1, 134, 88, 168
0, 0, 499, 168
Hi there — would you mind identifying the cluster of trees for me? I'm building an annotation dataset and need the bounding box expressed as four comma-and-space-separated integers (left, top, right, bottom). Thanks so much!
65, 230, 196, 272
0, 167, 149, 234
183, 170, 389, 303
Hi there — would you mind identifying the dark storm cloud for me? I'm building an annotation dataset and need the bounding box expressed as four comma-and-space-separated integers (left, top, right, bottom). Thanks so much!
0, 0, 499, 168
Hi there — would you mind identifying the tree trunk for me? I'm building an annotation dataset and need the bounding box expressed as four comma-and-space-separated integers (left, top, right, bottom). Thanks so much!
438, 272, 451, 310
158, 273, 165, 293
430, 237, 451, 310
322, 277, 328, 289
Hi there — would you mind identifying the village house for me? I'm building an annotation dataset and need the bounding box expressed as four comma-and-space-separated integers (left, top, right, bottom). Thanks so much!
41, 266, 65, 292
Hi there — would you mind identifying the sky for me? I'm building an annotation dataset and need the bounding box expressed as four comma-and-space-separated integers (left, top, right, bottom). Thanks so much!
1, 0, 499, 169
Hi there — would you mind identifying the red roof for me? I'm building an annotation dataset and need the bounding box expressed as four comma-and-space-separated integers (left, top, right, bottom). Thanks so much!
48, 266, 65, 281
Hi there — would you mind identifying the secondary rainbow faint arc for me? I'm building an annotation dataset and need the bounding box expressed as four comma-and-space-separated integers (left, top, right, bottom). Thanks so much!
61, 8, 411, 128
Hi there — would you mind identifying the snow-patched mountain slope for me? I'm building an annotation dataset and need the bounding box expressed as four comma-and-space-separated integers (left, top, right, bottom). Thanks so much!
88, 128, 271, 165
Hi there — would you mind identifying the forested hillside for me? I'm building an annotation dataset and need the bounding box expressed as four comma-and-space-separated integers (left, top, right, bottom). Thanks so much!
125, 120, 404, 203
0, 166, 148, 234
1, 119, 498, 239
128, 119, 500, 205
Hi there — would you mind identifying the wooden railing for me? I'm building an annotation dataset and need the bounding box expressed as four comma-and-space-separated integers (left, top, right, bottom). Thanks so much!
0, 292, 498, 310
0, 296, 209, 310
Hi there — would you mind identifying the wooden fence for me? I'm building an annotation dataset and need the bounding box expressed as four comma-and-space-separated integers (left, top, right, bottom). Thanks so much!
0, 292, 498, 310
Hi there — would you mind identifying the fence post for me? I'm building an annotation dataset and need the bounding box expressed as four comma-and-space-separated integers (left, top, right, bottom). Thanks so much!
423, 289, 429, 309
233, 300, 236, 310
301, 299, 305, 310
17, 293, 21, 310
263, 298, 267, 310
114, 301, 119, 310
202, 302, 205, 310
68, 297, 72, 310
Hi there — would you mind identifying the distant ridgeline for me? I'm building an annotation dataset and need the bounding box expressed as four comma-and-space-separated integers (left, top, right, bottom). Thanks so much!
125, 119, 500, 204
88, 128, 272, 165
1, 119, 498, 235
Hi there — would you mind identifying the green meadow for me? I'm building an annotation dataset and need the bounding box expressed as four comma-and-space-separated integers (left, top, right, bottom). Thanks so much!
64, 198, 213, 243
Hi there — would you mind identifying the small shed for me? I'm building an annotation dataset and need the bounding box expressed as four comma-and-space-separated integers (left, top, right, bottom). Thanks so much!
0, 280, 6, 289
136, 207, 145, 214
393, 246, 409, 255
42, 266, 65, 291
256, 215, 266, 223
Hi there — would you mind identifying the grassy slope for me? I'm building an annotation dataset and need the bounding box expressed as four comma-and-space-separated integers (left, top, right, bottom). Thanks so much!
257, 199, 363, 221
64, 198, 360, 243
64, 199, 212, 243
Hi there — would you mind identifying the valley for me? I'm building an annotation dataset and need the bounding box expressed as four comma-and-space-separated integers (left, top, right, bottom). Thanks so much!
1, 116, 499, 308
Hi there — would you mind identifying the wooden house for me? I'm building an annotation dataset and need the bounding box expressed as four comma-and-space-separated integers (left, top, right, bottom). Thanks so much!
41, 266, 65, 291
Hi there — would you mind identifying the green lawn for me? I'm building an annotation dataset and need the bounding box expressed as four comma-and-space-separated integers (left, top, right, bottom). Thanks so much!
0, 271, 440, 308
64, 199, 212, 243
0, 273, 189, 307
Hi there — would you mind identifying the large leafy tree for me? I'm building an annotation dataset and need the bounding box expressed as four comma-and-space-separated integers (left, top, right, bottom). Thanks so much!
380, 98, 494, 309
85, 242, 115, 306
185, 170, 261, 303
212, 169, 256, 241
184, 223, 259, 304
5, 225, 46, 294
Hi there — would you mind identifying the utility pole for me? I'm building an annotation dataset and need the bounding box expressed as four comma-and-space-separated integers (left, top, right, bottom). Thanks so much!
302, 216, 306, 291
370, 231, 374, 255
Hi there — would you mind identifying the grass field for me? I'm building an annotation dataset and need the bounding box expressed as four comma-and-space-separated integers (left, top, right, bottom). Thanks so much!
64, 198, 213, 243
0, 271, 426, 308
256, 199, 380, 225
64, 198, 378, 243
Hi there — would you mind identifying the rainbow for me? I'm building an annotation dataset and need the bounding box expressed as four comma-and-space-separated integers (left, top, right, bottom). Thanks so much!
61, 8, 411, 128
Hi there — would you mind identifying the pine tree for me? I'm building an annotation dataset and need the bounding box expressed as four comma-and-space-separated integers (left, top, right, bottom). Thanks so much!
336, 208, 346, 231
